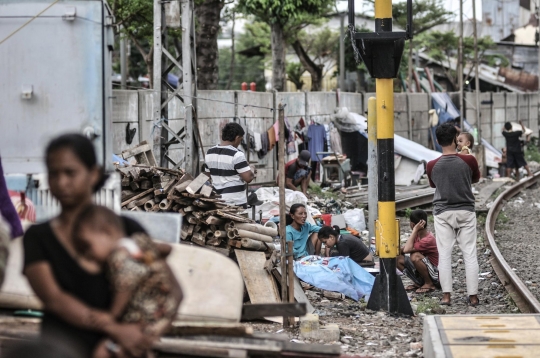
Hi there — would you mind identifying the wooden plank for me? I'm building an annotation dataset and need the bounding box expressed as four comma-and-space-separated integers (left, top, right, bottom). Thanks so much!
201, 184, 213, 198
121, 141, 152, 158
235, 250, 281, 307
168, 324, 253, 337
205, 216, 224, 225
187, 173, 210, 194
275, 268, 315, 314
241, 303, 307, 321
217, 211, 253, 223
154, 340, 247, 358
120, 188, 154, 207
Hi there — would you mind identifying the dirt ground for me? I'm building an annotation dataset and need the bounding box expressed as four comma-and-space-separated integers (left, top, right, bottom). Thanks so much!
243, 179, 517, 357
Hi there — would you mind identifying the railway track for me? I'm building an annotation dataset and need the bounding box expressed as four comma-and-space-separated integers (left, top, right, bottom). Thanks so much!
485, 171, 540, 313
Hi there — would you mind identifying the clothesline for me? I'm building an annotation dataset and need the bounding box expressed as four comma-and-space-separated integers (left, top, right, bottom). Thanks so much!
119, 84, 277, 112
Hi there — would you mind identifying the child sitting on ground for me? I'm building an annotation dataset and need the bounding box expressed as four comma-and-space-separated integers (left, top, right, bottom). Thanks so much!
396, 209, 440, 294
457, 132, 474, 155
73, 205, 183, 358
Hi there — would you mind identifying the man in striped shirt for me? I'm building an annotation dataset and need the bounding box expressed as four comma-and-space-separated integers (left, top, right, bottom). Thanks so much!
205, 123, 255, 207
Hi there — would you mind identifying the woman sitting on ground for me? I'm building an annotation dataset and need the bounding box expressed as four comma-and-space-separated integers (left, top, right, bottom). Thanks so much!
286, 203, 321, 260
318, 226, 374, 267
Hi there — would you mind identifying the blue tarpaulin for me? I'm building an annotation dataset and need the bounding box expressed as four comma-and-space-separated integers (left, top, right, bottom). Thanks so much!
294, 256, 375, 301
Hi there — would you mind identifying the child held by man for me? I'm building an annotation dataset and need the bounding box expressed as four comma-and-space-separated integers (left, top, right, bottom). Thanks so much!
457, 132, 474, 155
73, 205, 183, 358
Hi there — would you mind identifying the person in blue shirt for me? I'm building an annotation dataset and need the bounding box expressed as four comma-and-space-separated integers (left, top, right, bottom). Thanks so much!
286, 203, 321, 259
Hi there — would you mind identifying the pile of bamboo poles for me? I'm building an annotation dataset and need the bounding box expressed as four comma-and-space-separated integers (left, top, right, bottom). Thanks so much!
118, 165, 277, 257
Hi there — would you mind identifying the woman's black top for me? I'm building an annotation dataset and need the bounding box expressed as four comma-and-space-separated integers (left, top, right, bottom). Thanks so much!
23, 217, 145, 355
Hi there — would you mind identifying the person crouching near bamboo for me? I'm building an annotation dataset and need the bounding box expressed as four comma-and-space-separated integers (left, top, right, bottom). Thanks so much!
72, 205, 183, 358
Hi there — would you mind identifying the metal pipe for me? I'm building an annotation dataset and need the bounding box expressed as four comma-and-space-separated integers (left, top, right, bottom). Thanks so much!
367, 97, 378, 240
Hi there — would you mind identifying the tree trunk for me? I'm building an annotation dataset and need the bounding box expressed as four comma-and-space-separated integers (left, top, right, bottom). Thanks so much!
225, 12, 236, 90
195, 0, 224, 90
291, 40, 323, 92
271, 22, 286, 91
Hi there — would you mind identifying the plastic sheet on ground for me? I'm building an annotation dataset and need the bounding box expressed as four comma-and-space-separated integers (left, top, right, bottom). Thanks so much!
294, 256, 375, 301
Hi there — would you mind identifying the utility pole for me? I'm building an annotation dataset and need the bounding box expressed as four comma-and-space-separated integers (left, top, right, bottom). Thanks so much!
339, 12, 346, 91
472, 0, 481, 142
350, 0, 414, 316
458, 0, 464, 129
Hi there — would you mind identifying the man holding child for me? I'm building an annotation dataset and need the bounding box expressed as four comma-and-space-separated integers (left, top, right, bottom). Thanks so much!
427, 123, 481, 306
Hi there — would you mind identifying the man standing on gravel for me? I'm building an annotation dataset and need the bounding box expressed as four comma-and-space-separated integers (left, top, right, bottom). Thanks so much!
427, 123, 481, 307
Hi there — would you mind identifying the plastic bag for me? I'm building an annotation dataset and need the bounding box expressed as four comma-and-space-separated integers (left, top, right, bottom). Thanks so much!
294, 256, 374, 301
343, 208, 366, 232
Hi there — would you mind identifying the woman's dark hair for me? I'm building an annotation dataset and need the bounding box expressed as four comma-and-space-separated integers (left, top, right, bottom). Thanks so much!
435, 123, 458, 147
318, 225, 339, 239
287, 203, 306, 226
72, 204, 124, 255
460, 132, 475, 150
45, 133, 108, 192
504, 122, 512, 130
410, 209, 428, 227
289, 203, 306, 215
221, 122, 245, 142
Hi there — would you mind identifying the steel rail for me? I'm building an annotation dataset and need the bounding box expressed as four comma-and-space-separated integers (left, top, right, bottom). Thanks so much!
485, 172, 540, 313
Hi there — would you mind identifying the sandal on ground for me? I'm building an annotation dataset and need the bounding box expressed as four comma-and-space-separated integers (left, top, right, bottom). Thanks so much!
440, 300, 451, 306
468, 296, 479, 307
415, 287, 436, 294
405, 285, 420, 291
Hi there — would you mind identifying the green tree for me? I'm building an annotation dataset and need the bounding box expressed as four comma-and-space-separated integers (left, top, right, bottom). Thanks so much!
217, 21, 269, 90
392, 0, 453, 92
109, 0, 224, 90
286, 62, 305, 90
292, 27, 339, 91
237, 0, 334, 91
196, 0, 226, 89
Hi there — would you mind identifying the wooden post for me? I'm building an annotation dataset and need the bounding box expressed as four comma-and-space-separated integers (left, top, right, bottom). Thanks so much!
278, 103, 288, 328
287, 241, 295, 326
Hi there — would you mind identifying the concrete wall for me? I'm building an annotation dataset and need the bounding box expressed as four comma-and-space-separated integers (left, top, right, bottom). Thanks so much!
112, 90, 540, 181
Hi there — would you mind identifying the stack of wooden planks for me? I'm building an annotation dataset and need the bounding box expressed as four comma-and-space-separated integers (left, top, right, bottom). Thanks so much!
118, 165, 277, 257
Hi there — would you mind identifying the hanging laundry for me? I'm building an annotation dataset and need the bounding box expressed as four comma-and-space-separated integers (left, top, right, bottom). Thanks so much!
307, 124, 326, 162
253, 132, 262, 151
258, 131, 269, 158
268, 126, 276, 151
330, 127, 343, 154
273, 121, 280, 142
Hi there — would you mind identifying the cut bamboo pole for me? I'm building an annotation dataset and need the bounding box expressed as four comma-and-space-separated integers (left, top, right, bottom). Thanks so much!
144, 199, 156, 211
235, 229, 273, 243
231, 222, 278, 237
240, 238, 274, 251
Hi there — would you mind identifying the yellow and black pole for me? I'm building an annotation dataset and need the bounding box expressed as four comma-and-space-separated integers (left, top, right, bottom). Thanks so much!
348, 0, 413, 315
